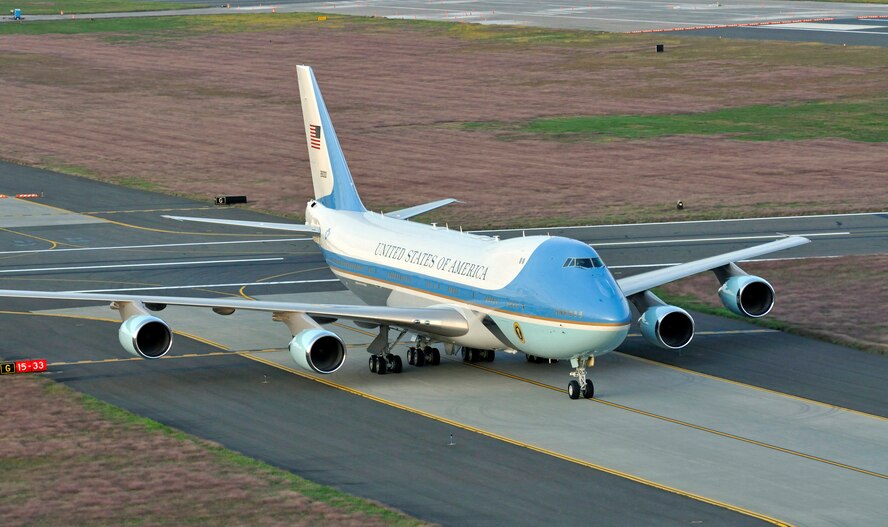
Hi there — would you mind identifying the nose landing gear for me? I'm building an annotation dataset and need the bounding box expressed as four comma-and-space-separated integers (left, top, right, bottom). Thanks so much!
568, 355, 595, 400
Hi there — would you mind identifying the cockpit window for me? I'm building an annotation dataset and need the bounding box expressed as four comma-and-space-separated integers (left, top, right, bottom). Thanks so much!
563, 257, 604, 269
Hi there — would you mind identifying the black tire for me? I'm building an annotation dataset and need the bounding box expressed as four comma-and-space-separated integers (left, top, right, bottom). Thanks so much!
484, 349, 495, 362
470, 348, 480, 362
568, 380, 581, 400
462, 347, 470, 361
407, 348, 415, 366
415, 349, 426, 367
369, 355, 377, 373
582, 379, 594, 399
391, 355, 403, 374
431, 348, 441, 366
526, 354, 535, 363
377, 356, 387, 375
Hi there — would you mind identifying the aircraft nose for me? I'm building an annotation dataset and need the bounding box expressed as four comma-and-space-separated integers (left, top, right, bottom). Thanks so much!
589, 274, 631, 324
597, 296, 631, 324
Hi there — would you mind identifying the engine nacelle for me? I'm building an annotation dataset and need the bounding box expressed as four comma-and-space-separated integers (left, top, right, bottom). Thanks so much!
118, 315, 173, 359
638, 305, 695, 350
718, 275, 775, 318
288, 329, 346, 374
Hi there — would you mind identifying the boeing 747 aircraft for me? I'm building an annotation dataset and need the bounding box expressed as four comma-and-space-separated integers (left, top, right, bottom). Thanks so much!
0, 66, 809, 399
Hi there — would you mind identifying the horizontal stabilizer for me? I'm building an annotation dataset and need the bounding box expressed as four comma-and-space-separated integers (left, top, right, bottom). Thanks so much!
163, 215, 320, 234
386, 198, 461, 220
617, 235, 810, 297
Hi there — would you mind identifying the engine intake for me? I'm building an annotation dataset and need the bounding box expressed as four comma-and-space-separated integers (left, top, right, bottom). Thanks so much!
118, 315, 173, 359
718, 275, 775, 318
289, 329, 346, 374
638, 305, 694, 350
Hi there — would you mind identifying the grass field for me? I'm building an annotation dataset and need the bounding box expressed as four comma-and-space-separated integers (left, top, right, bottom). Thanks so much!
0, 0, 206, 15
466, 99, 888, 142
0, 12, 412, 35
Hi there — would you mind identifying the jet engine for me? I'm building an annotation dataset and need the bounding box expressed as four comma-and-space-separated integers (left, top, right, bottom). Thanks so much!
289, 329, 346, 374
118, 315, 173, 359
638, 305, 695, 350
718, 275, 775, 318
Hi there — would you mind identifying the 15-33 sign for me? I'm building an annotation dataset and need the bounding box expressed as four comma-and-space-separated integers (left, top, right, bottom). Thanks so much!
1, 359, 47, 375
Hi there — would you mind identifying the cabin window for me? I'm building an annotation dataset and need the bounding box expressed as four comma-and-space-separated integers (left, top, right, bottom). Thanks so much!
563, 257, 604, 269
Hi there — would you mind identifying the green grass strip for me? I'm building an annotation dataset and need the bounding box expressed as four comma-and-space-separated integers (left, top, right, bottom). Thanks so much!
0, 0, 207, 16
467, 99, 888, 142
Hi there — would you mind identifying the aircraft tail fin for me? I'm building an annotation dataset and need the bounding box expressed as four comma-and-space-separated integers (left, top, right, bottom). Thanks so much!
296, 65, 366, 212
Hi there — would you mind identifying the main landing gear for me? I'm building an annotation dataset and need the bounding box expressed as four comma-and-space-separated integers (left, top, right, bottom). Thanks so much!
462, 347, 495, 363
407, 336, 444, 367
567, 355, 595, 400
367, 325, 408, 375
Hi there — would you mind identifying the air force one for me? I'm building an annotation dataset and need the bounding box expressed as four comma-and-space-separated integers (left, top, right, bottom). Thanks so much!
0, 65, 809, 399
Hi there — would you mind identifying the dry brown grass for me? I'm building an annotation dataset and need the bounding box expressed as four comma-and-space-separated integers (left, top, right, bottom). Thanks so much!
0, 21, 886, 227
660, 255, 888, 354
0, 375, 415, 526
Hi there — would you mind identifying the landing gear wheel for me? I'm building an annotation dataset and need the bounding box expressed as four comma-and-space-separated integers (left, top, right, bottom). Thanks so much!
430, 348, 441, 366
462, 347, 470, 361
376, 356, 387, 375
483, 349, 495, 362
582, 379, 594, 399
369, 355, 378, 373
407, 347, 416, 366
415, 348, 426, 367
568, 380, 581, 400
391, 355, 403, 374
526, 354, 535, 363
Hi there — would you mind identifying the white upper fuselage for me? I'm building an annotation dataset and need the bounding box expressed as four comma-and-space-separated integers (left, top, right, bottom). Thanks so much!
306, 201, 632, 359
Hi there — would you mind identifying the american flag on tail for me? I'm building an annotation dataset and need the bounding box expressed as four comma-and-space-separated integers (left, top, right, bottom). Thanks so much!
309, 124, 322, 150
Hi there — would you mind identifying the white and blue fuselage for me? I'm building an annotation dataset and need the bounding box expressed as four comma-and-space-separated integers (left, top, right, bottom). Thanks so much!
307, 202, 632, 359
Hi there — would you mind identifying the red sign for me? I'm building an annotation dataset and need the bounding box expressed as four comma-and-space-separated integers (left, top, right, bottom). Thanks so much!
2, 359, 48, 375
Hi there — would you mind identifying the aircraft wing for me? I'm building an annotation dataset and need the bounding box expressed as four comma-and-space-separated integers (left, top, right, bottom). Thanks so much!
0, 290, 469, 337
386, 199, 460, 220
617, 236, 810, 297
163, 215, 320, 234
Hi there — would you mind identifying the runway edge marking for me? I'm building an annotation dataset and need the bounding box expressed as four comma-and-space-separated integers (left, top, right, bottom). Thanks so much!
242, 352, 794, 527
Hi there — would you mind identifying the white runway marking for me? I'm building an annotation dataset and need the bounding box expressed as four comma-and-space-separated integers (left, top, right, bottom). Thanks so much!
0, 238, 311, 255
759, 25, 888, 35
0, 257, 284, 274
764, 22, 887, 31
69, 278, 341, 293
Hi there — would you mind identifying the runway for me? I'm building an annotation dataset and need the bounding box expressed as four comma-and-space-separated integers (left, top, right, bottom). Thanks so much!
8, 0, 888, 46
1, 161, 887, 526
